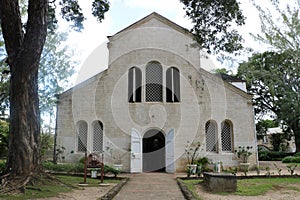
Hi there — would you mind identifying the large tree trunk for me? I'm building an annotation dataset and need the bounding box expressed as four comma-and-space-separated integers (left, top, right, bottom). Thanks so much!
0, 0, 48, 176
6, 65, 41, 175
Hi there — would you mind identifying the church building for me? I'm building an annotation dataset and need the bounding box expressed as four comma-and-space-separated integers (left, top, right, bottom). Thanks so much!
55, 12, 257, 173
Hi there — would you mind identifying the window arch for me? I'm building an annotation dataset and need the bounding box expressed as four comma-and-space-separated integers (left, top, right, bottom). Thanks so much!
128, 67, 142, 103
93, 121, 103, 152
77, 121, 88, 152
221, 120, 233, 152
146, 61, 163, 102
166, 67, 180, 102
205, 120, 217, 152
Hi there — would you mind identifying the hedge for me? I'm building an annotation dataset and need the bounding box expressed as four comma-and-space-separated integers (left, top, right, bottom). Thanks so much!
258, 150, 295, 161
282, 156, 300, 163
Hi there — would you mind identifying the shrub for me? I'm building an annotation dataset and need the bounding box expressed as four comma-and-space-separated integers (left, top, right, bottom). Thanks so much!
258, 150, 269, 161
259, 151, 294, 161
42, 161, 120, 177
294, 152, 300, 157
104, 165, 120, 177
42, 161, 84, 173
282, 156, 300, 163
0, 160, 6, 173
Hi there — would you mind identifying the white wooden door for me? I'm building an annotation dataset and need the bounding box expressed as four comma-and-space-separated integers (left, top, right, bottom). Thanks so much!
130, 129, 142, 173
166, 129, 175, 173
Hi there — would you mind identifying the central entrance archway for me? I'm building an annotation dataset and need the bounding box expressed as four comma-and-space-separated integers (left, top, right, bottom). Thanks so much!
143, 129, 165, 172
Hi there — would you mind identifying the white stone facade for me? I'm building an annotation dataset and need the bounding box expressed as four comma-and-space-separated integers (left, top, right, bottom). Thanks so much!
56, 13, 257, 172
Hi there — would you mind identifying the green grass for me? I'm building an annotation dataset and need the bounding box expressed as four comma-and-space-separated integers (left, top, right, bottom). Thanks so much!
181, 179, 203, 200
181, 177, 300, 198
0, 175, 120, 200
235, 178, 300, 196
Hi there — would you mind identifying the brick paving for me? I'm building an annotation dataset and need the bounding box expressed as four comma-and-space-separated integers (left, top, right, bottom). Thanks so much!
113, 173, 185, 200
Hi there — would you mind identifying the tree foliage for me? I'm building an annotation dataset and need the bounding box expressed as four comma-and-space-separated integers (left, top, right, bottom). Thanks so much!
180, 0, 245, 54
0, 120, 9, 158
39, 32, 76, 119
0, 31, 75, 120
256, 119, 278, 140
238, 0, 300, 152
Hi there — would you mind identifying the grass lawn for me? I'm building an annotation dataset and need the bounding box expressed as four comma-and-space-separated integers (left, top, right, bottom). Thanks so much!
181, 177, 300, 199
0, 175, 120, 200
235, 178, 300, 196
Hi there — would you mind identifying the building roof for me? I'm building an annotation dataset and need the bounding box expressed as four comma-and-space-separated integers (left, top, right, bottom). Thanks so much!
217, 73, 245, 83
266, 127, 284, 135
107, 12, 194, 41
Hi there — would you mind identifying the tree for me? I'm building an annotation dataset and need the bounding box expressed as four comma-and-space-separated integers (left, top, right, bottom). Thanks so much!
39, 31, 76, 124
0, 31, 76, 122
0, 0, 109, 191
180, 0, 245, 54
238, 0, 300, 152
256, 119, 278, 140
238, 51, 299, 152
211, 68, 233, 75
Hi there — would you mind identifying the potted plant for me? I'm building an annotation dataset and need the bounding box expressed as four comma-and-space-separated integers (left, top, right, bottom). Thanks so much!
185, 141, 202, 176
235, 146, 253, 163
195, 156, 210, 176
235, 146, 253, 174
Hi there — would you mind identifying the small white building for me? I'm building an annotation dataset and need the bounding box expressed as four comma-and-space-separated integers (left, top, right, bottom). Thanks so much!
258, 127, 296, 152
56, 12, 257, 172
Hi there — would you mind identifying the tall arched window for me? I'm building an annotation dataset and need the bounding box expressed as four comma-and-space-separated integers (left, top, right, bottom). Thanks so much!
93, 121, 103, 152
128, 67, 142, 103
221, 120, 233, 152
166, 67, 180, 102
77, 121, 88, 152
146, 61, 163, 102
205, 120, 217, 152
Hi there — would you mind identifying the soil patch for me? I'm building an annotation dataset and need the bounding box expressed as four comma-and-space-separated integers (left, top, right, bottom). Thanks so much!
35, 184, 116, 200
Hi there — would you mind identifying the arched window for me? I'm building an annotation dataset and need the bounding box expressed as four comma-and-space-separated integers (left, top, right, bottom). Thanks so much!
77, 121, 88, 152
93, 121, 103, 152
221, 120, 233, 152
128, 67, 142, 103
166, 67, 180, 102
205, 120, 217, 152
146, 61, 163, 102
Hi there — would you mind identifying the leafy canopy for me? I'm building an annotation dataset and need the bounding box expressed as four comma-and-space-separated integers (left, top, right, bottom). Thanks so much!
180, 0, 245, 54
238, 0, 300, 151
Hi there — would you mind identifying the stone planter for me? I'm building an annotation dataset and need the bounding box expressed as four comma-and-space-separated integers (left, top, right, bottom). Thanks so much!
240, 162, 250, 172
113, 164, 123, 171
203, 172, 237, 192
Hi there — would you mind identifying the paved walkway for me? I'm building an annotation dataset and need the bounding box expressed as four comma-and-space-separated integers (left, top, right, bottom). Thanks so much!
113, 173, 185, 200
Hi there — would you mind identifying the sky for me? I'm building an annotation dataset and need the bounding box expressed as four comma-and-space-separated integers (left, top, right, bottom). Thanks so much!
58, 0, 265, 85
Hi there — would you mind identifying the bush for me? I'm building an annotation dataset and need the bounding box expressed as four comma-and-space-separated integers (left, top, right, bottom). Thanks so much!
282, 156, 300, 163
104, 165, 120, 177
294, 152, 300, 157
42, 161, 84, 173
258, 151, 294, 161
42, 161, 120, 177
0, 160, 6, 173
258, 150, 269, 161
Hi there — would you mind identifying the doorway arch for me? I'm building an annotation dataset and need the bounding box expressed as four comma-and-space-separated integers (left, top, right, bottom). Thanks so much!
143, 129, 165, 172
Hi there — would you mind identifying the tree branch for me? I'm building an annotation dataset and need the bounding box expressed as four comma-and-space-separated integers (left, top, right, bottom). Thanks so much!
0, 0, 24, 66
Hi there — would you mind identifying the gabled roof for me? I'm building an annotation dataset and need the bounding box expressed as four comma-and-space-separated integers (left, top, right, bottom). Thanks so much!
57, 69, 108, 99
199, 68, 252, 99
107, 12, 194, 40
